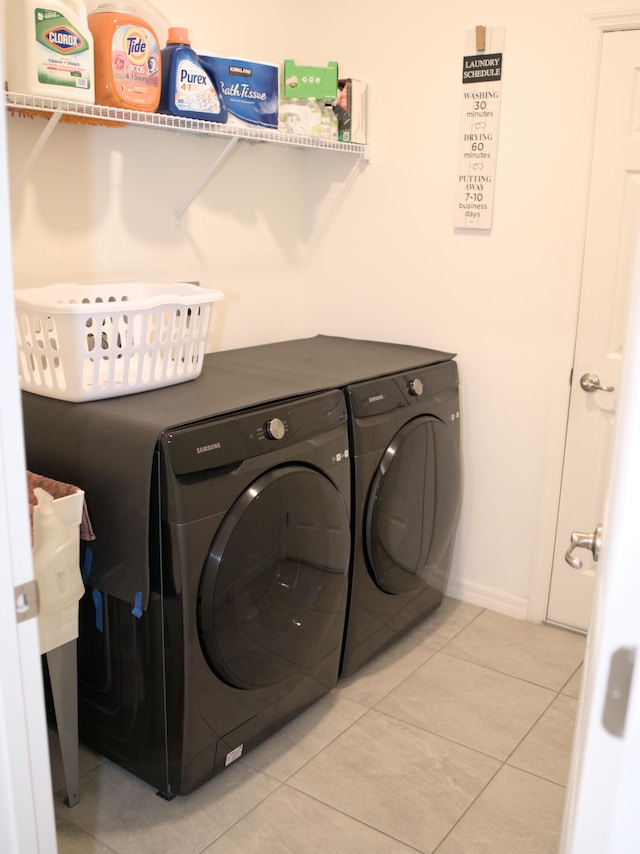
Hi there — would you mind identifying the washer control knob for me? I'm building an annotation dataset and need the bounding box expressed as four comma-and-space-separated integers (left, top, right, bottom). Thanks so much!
408, 378, 424, 397
264, 417, 286, 440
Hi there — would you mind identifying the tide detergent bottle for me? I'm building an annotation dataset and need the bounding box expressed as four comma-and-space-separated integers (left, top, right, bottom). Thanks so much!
6, 0, 95, 103
88, 3, 162, 111
159, 28, 227, 123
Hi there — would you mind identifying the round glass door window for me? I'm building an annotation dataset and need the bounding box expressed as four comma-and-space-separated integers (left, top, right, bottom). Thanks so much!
198, 465, 350, 689
365, 416, 461, 595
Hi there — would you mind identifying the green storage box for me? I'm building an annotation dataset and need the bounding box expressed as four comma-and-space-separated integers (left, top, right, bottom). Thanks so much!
282, 59, 338, 100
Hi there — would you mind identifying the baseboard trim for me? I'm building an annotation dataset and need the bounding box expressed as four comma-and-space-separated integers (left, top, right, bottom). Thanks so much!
445, 577, 529, 621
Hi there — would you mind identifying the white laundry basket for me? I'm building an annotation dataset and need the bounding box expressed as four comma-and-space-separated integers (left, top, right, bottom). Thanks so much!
15, 282, 224, 402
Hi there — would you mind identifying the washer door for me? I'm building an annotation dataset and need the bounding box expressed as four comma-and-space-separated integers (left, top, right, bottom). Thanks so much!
365, 416, 461, 595
198, 465, 350, 689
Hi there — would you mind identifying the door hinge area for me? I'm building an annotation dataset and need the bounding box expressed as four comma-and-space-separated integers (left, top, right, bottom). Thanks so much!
14, 580, 39, 623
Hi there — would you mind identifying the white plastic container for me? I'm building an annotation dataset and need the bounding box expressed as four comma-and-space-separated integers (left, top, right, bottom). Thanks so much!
32, 487, 85, 655
279, 98, 309, 135
5, 0, 95, 103
15, 282, 224, 401
32, 487, 84, 616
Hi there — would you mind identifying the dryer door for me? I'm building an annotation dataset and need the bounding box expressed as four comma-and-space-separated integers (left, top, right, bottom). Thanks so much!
365, 416, 461, 594
198, 465, 350, 690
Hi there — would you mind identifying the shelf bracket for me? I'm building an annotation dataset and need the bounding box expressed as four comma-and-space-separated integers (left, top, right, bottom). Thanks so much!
176, 136, 242, 221
13, 109, 63, 190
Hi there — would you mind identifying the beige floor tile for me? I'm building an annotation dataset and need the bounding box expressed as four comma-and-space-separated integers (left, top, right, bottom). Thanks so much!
376, 652, 556, 760
337, 597, 481, 710
338, 632, 437, 707
204, 786, 417, 853
289, 709, 500, 852
56, 812, 116, 854
508, 693, 578, 786
435, 765, 565, 854
443, 610, 585, 690
562, 664, 584, 698
56, 757, 279, 854
406, 597, 484, 649
241, 691, 368, 781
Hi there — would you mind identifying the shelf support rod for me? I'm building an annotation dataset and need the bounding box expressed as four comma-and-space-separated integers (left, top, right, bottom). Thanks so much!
176, 136, 242, 221
13, 109, 64, 190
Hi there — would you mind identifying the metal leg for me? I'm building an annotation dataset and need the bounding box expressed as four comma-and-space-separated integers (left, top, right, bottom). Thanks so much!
46, 640, 79, 807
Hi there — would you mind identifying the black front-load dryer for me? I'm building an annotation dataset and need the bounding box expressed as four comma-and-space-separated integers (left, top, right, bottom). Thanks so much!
340, 359, 462, 677
23, 384, 351, 798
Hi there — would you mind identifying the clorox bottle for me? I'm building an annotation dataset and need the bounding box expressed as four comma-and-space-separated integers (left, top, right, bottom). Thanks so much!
88, 3, 162, 111
6, 0, 95, 103
159, 27, 227, 123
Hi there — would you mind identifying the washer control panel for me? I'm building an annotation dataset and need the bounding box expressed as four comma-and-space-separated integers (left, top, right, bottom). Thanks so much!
264, 417, 286, 441
408, 378, 424, 397
162, 389, 347, 475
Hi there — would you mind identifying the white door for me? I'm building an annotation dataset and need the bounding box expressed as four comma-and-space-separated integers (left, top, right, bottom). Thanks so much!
547, 28, 640, 632
0, 20, 58, 854
560, 218, 640, 854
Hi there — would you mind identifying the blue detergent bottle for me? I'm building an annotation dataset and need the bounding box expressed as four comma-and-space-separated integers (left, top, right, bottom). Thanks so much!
159, 27, 227, 122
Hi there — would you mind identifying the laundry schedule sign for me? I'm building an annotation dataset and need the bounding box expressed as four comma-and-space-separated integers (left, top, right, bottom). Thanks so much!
454, 26, 505, 230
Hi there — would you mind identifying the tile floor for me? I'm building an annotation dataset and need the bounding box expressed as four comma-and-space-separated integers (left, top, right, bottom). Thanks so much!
50, 599, 586, 853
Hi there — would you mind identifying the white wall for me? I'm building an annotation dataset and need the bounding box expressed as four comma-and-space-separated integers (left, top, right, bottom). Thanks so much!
302, 1, 601, 616
7, 0, 632, 619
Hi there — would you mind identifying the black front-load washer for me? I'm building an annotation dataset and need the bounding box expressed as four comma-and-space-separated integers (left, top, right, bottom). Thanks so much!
197, 337, 462, 678
22, 383, 351, 797
340, 359, 462, 677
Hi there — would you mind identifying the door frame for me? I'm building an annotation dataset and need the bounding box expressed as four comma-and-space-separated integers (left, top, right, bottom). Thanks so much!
529, 9, 640, 624
0, 23, 58, 851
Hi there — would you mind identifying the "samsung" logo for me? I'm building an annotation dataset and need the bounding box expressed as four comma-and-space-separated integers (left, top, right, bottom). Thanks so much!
196, 442, 221, 454
368, 394, 384, 403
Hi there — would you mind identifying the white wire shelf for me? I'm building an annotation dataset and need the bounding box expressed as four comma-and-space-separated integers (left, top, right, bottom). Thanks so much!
5, 91, 367, 156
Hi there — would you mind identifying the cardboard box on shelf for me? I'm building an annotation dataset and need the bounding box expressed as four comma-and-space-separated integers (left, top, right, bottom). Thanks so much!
335, 78, 367, 144
282, 59, 338, 100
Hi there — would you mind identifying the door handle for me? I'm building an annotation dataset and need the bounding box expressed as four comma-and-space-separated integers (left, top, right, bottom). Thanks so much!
564, 523, 603, 569
580, 372, 615, 393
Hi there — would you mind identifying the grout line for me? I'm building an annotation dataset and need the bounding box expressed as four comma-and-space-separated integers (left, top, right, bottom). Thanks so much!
345, 645, 440, 710
502, 688, 562, 765
559, 660, 585, 697
279, 785, 426, 853
431, 758, 568, 854
428, 647, 571, 695
432, 759, 504, 853
344, 604, 490, 710
370, 703, 508, 765
193, 778, 289, 854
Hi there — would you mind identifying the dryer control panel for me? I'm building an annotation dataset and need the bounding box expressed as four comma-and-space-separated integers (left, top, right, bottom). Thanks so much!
347, 360, 459, 419
161, 389, 348, 475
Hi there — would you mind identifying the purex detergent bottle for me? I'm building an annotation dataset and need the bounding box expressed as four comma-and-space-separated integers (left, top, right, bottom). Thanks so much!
159, 27, 227, 122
